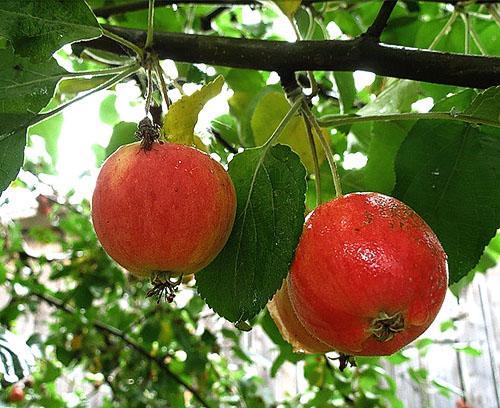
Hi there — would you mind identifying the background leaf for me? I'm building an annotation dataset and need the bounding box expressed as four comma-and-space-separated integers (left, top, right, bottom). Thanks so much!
28, 113, 64, 170
0, 49, 66, 121
394, 110, 500, 283
467, 86, 500, 122
0, 130, 25, 195
0, 0, 101, 61
163, 75, 224, 145
104, 122, 137, 160
197, 144, 306, 323
333, 72, 356, 114
251, 90, 325, 173
273, 0, 302, 19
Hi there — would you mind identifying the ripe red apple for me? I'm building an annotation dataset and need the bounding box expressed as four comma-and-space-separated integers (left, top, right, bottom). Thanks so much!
288, 192, 448, 356
92, 142, 236, 278
268, 280, 330, 354
7, 384, 24, 403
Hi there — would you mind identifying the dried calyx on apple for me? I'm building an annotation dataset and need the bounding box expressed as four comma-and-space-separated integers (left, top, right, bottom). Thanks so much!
91, 124, 236, 302
268, 192, 448, 362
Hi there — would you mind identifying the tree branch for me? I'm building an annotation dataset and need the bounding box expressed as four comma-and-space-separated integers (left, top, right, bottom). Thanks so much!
30, 290, 212, 408
364, 1, 398, 40
93, 0, 497, 18
82, 25, 500, 89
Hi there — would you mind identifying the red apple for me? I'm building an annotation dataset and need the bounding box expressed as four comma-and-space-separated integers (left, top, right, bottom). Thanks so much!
92, 142, 236, 278
288, 192, 448, 356
7, 384, 24, 403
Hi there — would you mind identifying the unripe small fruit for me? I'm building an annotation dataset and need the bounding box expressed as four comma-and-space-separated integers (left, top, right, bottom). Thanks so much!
288, 192, 447, 356
92, 142, 236, 278
7, 384, 24, 403
268, 280, 330, 354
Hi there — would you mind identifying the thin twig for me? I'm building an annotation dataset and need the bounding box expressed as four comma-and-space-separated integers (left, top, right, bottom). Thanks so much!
102, 28, 144, 58
301, 101, 343, 198
211, 128, 238, 154
0, 64, 139, 144
153, 58, 171, 109
462, 13, 470, 54
429, 10, 459, 50
145, 0, 155, 49
145, 67, 154, 116
318, 111, 500, 129
304, 115, 322, 207
30, 290, 212, 408
469, 23, 488, 55
364, 0, 397, 40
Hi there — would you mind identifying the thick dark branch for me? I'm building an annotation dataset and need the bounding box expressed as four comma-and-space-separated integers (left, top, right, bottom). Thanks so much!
31, 290, 212, 408
93, 0, 497, 18
82, 25, 500, 89
365, 1, 398, 40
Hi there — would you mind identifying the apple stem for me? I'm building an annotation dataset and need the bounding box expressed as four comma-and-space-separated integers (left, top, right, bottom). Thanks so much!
301, 101, 344, 198
153, 57, 171, 109
144, 65, 154, 117
304, 114, 322, 207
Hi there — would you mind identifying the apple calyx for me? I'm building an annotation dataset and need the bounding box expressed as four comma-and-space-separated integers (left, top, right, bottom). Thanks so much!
146, 271, 183, 303
136, 117, 161, 151
369, 311, 405, 342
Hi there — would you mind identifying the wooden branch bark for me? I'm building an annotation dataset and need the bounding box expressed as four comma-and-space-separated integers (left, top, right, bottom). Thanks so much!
82, 25, 500, 89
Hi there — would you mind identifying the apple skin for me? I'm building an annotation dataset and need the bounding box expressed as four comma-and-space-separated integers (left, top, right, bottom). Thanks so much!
268, 279, 331, 354
288, 192, 448, 356
92, 142, 236, 278
7, 384, 24, 403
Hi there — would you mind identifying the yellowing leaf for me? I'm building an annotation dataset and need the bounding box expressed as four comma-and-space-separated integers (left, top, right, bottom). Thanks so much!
163, 75, 224, 145
251, 91, 325, 173
193, 134, 208, 152
273, 0, 301, 19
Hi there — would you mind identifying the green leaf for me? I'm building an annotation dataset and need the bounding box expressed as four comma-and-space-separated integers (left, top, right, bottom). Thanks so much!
333, 72, 356, 114
225, 69, 266, 146
431, 379, 463, 398
105, 122, 137, 160
0, 0, 101, 61
0, 51, 67, 187
394, 118, 500, 283
197, 144, 307, 323
28, 112, 64, 169
353, 80, 420, 194
0, 48, 66, 120
415, 15, 464, 53
0, 130, 26, 195
251, 90, 325, 173
453, 344, 482, 357
358, 79, 420, 115
99, 94, 120, 125
0, 48, 67, 156
273, 0, 302, 19
163, 75, 224, 145
467, 86, 500, 122
450, 232, 500, 296
363, 121, 414, 194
